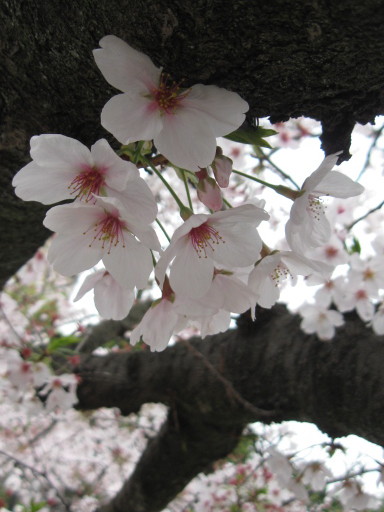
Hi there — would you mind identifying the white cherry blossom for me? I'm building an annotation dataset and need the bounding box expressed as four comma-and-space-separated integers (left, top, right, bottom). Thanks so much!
130, 298, 185, 352
74, 270, 135, 320
155, 204, 269, 299
299, 304, 344, 340
93, 35, 249, 171
285, 153, 364, 254
13, 135, 125, 202
43, 196, 160, 288
248, 251, 332, 312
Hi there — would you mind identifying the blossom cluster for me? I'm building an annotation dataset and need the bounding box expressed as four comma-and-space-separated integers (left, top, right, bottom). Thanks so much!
12, 35, 366, 351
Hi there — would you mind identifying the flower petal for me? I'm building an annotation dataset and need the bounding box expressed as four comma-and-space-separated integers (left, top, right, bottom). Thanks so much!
74, 270, 104, 301
94, 274, 134, 320
170, 237, 214, 298
185, 84, 249, 137
313, 171, 364, 198
154, 107, 217, 171
93, 35, 161, 92
12, 162, 75, 204
101, 93, 164, 144
30, 134, 92, 169
47, 234, 102, 276
103, 234, 153, 289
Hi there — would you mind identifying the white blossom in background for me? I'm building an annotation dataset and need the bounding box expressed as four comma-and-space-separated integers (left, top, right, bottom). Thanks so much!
248, 250, 332, 312
299, 303, 344, 340
300, 461, 333, 491
93, 35, 249, 171
285, 153, 364, 254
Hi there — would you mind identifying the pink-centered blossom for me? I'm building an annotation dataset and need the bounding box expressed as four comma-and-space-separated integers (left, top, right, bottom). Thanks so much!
43, 196, 160, 288
93, 35, 249, 171
155, 204, 269, 298
285, 154, 364, 254
12, 135, 132, 199
74, 270, 135, 320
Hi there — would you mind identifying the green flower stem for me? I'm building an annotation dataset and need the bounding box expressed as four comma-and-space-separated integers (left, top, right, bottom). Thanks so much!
223, 198, 233, 209
182, 170, 194, 211
232, 169, 299, 200
142, 156, 186, 211
156, 218, 171, 242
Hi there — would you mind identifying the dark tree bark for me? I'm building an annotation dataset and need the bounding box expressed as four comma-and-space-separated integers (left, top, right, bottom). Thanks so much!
2, 1, 384, 510
76, 306, 384, 511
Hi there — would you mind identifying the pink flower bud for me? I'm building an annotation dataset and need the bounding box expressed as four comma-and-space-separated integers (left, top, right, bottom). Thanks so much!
197, 176, 223, 211
211, 154, 233, 188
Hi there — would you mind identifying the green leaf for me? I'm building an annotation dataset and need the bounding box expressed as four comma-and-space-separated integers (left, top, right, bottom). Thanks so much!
224, 126, 277, 148
47, 335, 79, 353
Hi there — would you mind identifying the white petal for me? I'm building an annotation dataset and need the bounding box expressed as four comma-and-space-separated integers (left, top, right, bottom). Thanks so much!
103, 234, 153, 289
74, 270, 105, 301
132, 225, 161, 251
200, 310, 231, 338
12, 162, 74, 204
48, 234, 102, 276
212, 224, 262, 267
185, 84, 249, 136
91, 139, 134, 190
101, 93, 163, 144
94, 274, 134, 320
30, 134, 92, 169
110, 177, 158, 226
93, 35, 161, 92
43, 203, 102, 234
209, 274, 253, 313
170, 238, 214, 298
212, 203, 269, 226
154, 107, 217, 171
302, 154, 339, 192
313, 171, 364, 198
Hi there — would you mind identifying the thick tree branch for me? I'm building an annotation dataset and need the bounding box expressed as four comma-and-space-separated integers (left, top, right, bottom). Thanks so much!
76, 305, 384, 511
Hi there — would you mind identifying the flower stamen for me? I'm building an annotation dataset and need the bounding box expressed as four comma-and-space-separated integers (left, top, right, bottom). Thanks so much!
189, 222, 224, 258
85, 212, 126, 253
69, 165, 106, 202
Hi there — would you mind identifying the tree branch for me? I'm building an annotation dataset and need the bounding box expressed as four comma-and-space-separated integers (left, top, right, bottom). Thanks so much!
76, 305, 384, 511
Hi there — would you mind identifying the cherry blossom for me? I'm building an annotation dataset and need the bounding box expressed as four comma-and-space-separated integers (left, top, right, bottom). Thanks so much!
285, 153, 364, 254
74, 270, 135, 320
300, 461, 332, 491
299, 304, 344, 340
43, 196, 160, 288
130, 298, 185, 352
155, 204, 269, 299
13, 136, 126, 203
248, 250, 332, 311
93, 35, 249, 171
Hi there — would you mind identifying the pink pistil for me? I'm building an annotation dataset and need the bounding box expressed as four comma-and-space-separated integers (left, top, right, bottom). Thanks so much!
189, 222, 224, 258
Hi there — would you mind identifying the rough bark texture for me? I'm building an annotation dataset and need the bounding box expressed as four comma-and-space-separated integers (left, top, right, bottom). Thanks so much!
76, 306, 384, 511
2, 1, 384, 510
